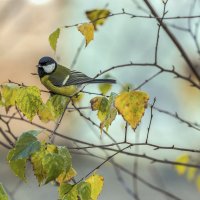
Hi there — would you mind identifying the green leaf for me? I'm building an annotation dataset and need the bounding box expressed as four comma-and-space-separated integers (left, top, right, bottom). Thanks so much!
0, 183, 9, 200
1, 85, 19, 110
58, 183, 78, 200
90, 93, 117, 132
58, 146, 72, 173
7, 149, 26, 181
42, 153, 65, 184
98, 75, 112, 95
38, 95, 70, 123
11, 130, 41, 160
77, 182, 91, 200
16, 86, 43, 121
49, 28, 60, 51
86, 174, 104, 200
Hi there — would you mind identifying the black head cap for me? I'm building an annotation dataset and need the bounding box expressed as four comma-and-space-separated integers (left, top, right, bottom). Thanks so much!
37, 56, 57, 78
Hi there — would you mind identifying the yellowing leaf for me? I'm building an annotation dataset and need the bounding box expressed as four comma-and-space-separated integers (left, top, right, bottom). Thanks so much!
16, 86, 43, 121
7, 149, 27, 181
78, 23, 94, 47
58, 183, 78, 200
56, 167, 77, 184
175, 154, 189, 175
90, 93, 117, 132
0, 183, 9, 200
1, 85, 19, 110
49, 28, 60, 51
115, 91, 149, 129
196, 175, 200, 191
187, 167, 197, 181
86, 174, 104, 200
86, 9, 110, 30
98, 75, 113, 95
90, 97, 104, 111
38, 95, 70, 123
31, 145, 46, 184
98, 83, 112, 95
77, 182, 91, 200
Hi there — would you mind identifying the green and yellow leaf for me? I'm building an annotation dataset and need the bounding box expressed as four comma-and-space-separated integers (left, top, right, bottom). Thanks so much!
49, 28, 60, 51
115, 91, 149, 129
90, 93, 117, 132
98, 75, 113, 95
0, 183, 9, 200
1, 85, 19, 110
86, 174, 104, 200
78, 23, 94, 46
56, 167, 77, 184
58, 183, 78, 200
86, 9, 110, 30
38, 95, 69, 123
7, 149, 27, 181
77, 182, 91, 200
16, 86, 43, 121
175, 154, 190, 175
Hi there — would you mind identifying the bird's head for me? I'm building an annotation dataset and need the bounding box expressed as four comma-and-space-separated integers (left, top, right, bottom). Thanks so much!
37, 56, 57, 77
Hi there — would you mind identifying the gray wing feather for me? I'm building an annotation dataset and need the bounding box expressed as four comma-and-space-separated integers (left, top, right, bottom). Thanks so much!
65, 70, 93, 86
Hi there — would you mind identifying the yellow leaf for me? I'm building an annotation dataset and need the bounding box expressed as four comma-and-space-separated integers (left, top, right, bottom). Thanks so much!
196, 175, 200, 191
56, 167, 77, 184
187, 167, 197, 181
175, 154, 189, 175
115, 91, 149, 129
86, 174, 104, 200
78, 23, 94, 46
86, 9, 110, 30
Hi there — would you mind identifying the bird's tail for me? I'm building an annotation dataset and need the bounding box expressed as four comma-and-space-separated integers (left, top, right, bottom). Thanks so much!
86, 79, 116, 84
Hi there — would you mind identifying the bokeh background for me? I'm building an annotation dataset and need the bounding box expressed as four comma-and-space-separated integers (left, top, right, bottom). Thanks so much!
0, 0, 200, 199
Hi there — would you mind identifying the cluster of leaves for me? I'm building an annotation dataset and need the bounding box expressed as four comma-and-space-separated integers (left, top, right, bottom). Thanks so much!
49, 9, 110, 50
0, 83, 149, 133
6, 130, 104, 200
90, 91, 149, 132
0, 84, 71, 122
175, 154, 200, 191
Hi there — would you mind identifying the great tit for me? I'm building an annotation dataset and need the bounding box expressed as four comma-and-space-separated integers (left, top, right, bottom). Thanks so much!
37, 56, 116, 96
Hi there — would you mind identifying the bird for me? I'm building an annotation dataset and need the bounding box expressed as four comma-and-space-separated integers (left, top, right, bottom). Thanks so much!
36, 56, 116, 96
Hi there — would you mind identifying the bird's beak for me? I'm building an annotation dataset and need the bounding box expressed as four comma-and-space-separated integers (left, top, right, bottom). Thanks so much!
36, 64, 42, 68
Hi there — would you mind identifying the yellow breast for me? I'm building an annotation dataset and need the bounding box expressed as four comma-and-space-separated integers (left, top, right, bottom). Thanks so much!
41, 75, 79, 96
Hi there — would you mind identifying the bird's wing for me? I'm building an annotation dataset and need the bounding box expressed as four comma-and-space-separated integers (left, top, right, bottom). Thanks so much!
64, 70, 93, 86
48, 65, 71, 87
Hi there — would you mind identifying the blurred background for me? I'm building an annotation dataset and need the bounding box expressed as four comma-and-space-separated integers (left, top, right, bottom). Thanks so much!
0, 0, 200, 199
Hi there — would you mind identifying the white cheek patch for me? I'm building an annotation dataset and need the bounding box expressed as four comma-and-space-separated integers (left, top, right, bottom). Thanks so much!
62, 75, 69, 85
43, 63, 56, 73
